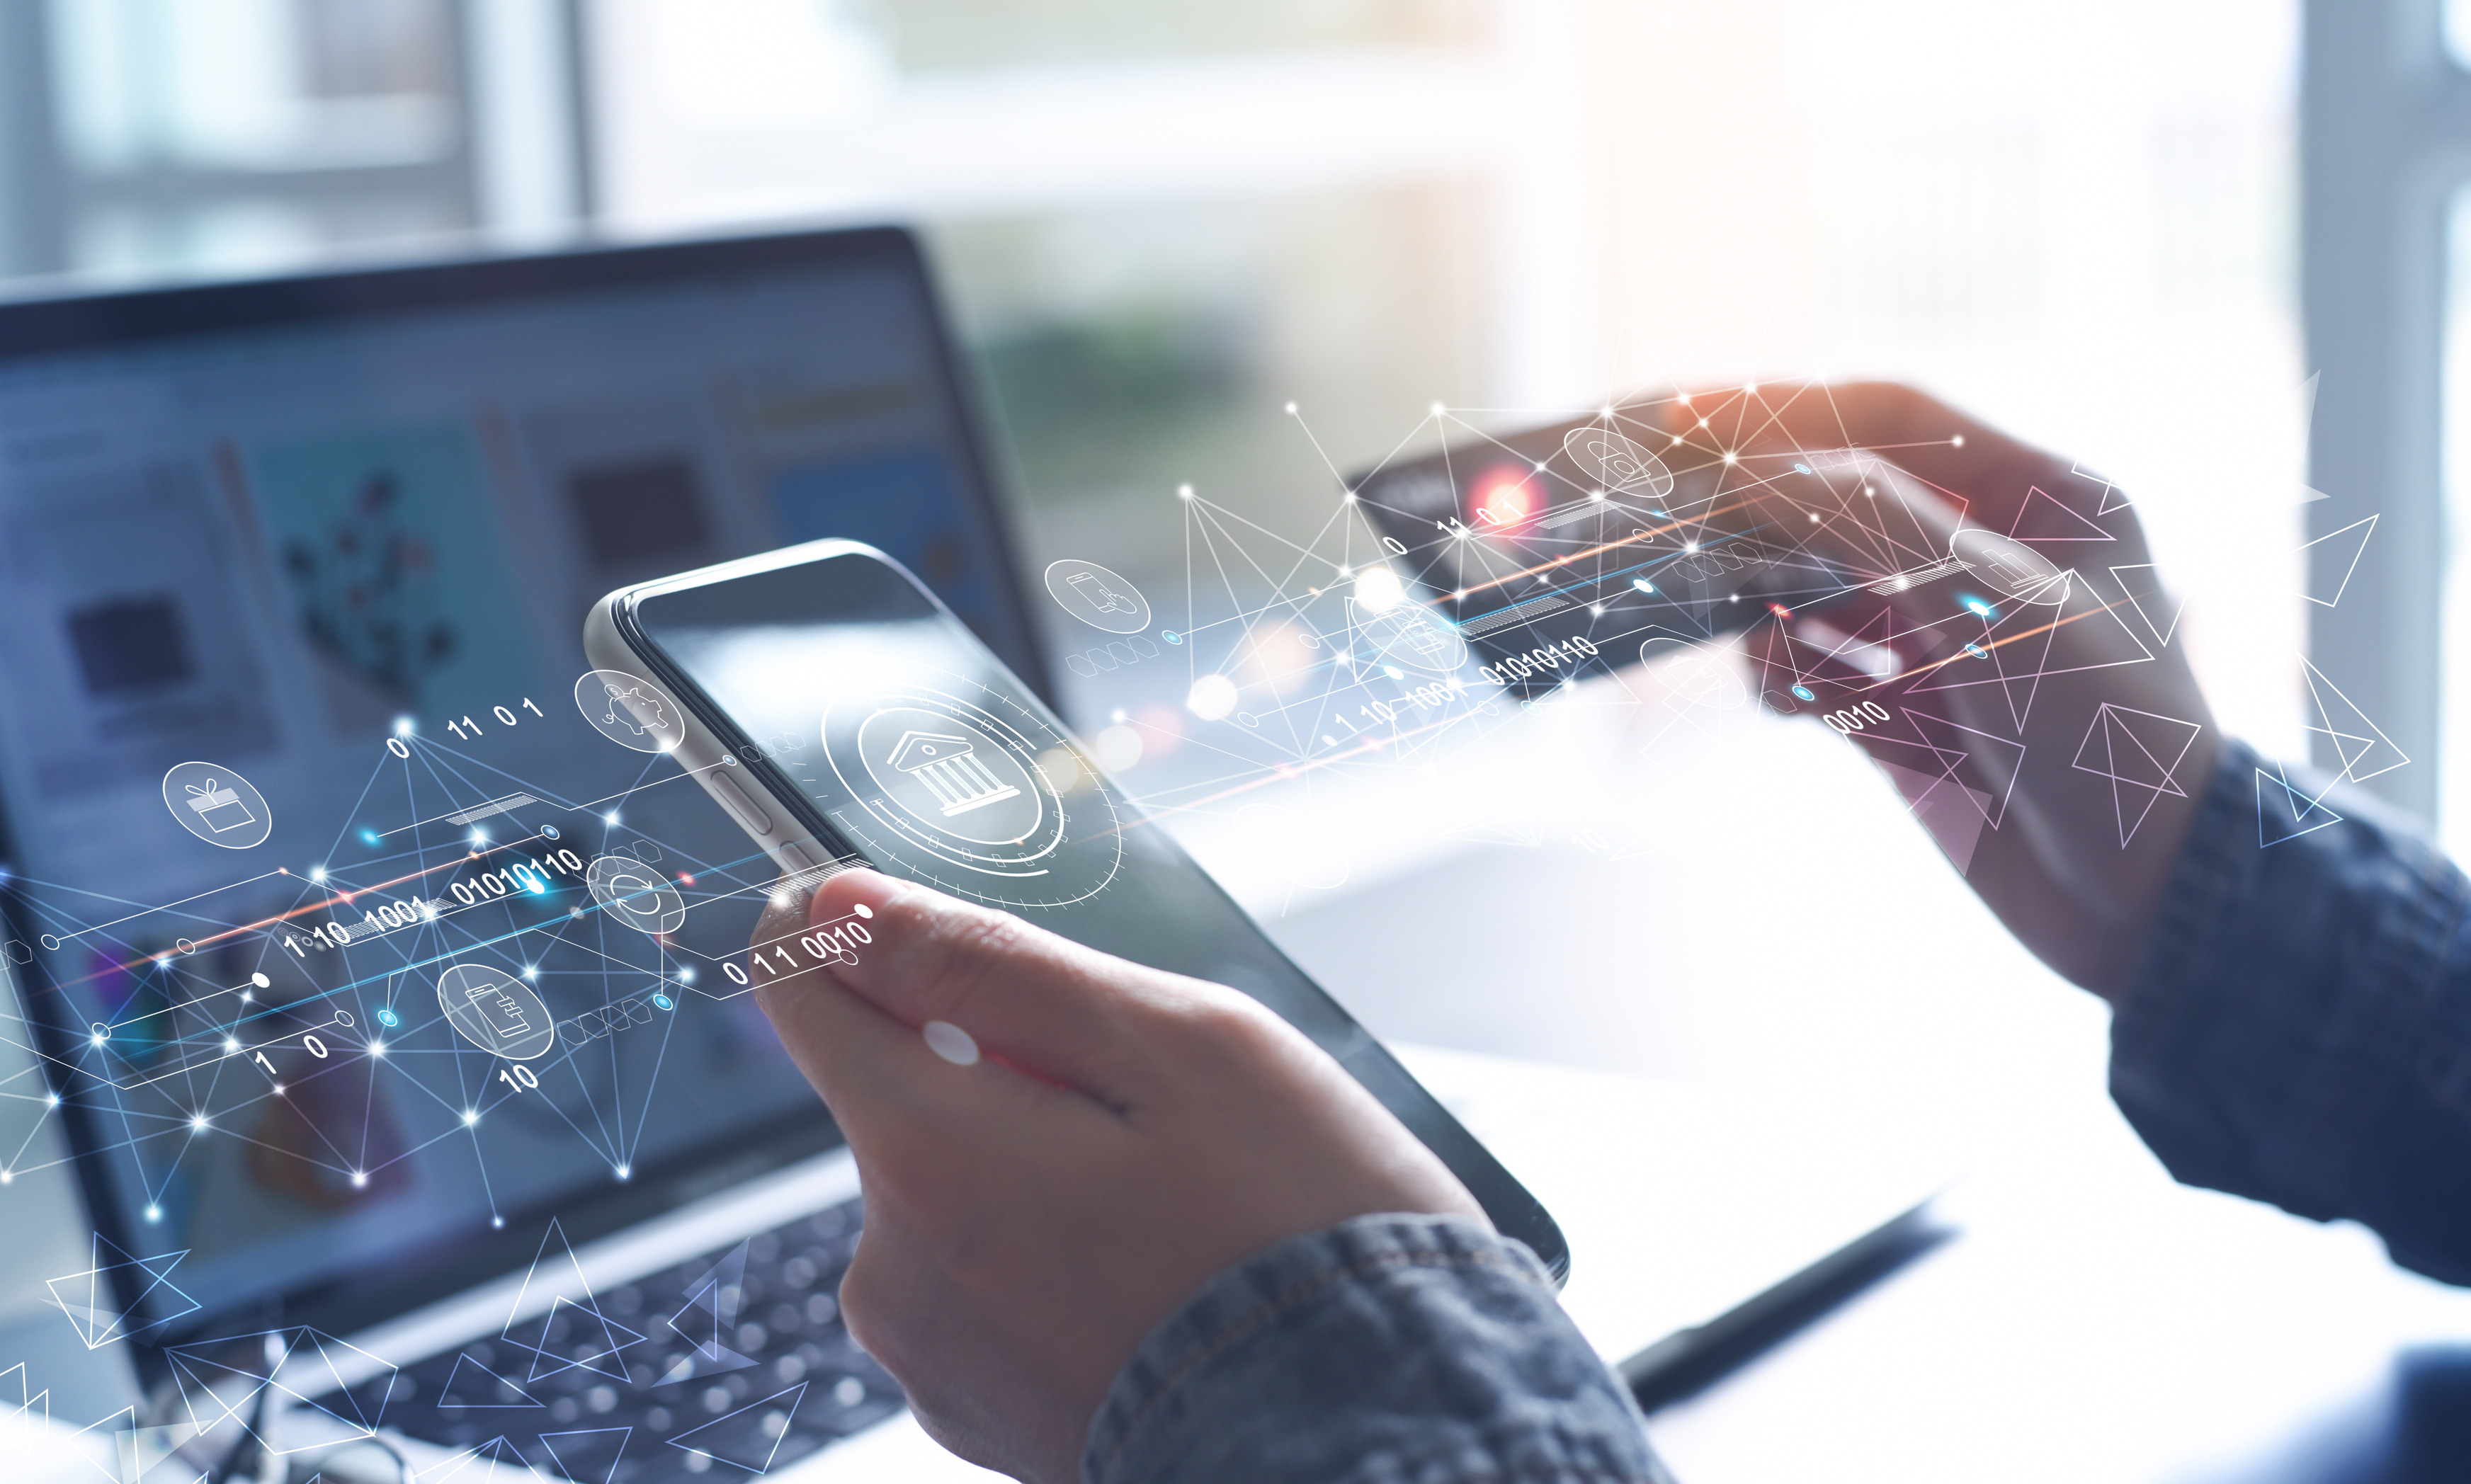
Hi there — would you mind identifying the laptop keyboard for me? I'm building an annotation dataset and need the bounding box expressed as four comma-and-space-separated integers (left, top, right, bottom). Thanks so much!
343, 1194, 904, 1480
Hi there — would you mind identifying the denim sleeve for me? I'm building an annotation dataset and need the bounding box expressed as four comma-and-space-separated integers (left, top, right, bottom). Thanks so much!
2112, 737, 2471, 1284
1081, 1214, 1673, 1484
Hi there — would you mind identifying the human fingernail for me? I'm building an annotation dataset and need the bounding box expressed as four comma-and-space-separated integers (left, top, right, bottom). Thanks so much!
923, 1020, 979, 1066
812, 867, 905, 927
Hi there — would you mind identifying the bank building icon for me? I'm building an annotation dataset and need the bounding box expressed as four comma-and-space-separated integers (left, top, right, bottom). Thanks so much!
887, 731, 1022, 817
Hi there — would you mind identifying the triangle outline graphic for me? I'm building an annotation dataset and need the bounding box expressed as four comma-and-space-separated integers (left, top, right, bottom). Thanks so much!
2297, 372, 2331, 502
438, 1352, 545, 1409
2071, 460, 2135, 515
47, 1235, 198, 1349
2299, 655, 2408, 782
424, 1434, 536, 1481
497, 1221, 648, 1385
2009, 485, 2117, 542
2106, 564, 2186, 647
2257, 766, 2344, 846
538, 1427, 635, 1484
1899, 707, 2028, 828
666, 1379, 812, 1475
2297, 514, 2378, 608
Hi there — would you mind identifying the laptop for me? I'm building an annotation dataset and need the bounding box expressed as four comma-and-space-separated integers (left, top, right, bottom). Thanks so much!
0, 224, 1954, 1482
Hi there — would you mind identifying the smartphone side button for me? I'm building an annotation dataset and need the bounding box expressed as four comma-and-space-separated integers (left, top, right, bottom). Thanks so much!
712, 775, 772, 833
777, 843, 815, 871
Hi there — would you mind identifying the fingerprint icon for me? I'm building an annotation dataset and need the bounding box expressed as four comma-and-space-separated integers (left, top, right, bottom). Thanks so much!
1563, 426, 1676, 501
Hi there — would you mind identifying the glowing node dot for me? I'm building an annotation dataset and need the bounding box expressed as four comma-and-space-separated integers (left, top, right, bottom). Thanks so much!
615, 1165, 632, 1181
1722, 451, 1738, 464
1632, 578, 1655, 594
393, 716, 414, 736
191, 1115, 208, 1131
310, 866, 327, 882
1187, 674, 1239, 722
492, 1214, 505, 1228
369, 1040, 386, 1058
1428, 401, 1445, 416
1684, 541, 1699, 553
1177, 483, 1195, 500
252, 972, 270, 988
144, 1206, 161, 1222
1589, 604, 1604, 615
1950, 434, 1965, 447
463, 1109, 479, 1125
604, 811, 620, 826
1672, 433, 1685, 445
351, 1171, 368, 1188
1697, 417, 1710, 428
1353, 565, 1404, 613
224, 1039, 239, 1054
1284, 401, 1299, 415
1, 1171, 13, 1185
854, 903, 874, 918
1792, 685, 1817, 702
1810, 513, 1822, 523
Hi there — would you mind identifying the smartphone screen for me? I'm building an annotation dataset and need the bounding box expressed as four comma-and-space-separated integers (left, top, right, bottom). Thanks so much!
619, 543, 1568, 1275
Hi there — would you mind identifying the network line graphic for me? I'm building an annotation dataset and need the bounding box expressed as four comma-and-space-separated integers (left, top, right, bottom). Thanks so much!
0, 375, 2394, 1476
0, 700, 871, 1228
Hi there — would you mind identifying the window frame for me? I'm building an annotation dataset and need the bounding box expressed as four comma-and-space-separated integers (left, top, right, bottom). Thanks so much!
2301, 0, 2469, 819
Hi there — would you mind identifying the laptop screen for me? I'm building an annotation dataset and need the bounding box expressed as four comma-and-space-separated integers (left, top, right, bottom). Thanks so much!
0, 228, 1045, 1345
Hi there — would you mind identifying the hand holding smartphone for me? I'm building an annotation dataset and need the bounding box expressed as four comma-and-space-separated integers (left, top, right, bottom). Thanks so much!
583, 540, 1568, 1274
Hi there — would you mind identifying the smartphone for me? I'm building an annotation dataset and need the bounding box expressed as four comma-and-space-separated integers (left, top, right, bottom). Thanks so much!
584, 540, 1569, 1279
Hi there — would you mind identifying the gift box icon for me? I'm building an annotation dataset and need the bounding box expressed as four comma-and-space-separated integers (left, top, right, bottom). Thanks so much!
186, 780, 256, 833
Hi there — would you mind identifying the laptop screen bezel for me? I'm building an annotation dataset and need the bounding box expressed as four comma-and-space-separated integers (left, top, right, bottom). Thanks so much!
0, 224, 1052, 1378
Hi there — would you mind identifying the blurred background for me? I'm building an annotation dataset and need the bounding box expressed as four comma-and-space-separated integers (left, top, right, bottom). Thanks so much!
16, 4, 2471, 1480
0, 0, 2314, 764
